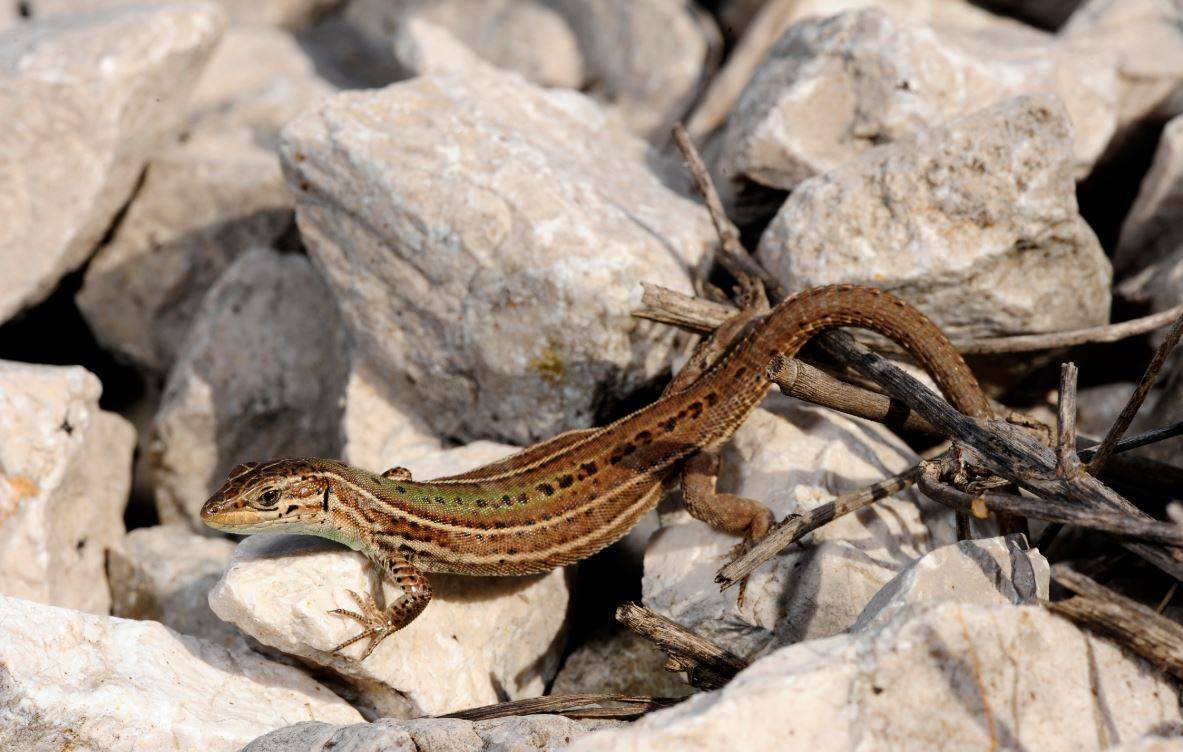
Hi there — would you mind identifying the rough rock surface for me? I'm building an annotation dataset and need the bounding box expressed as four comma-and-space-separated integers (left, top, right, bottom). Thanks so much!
568, 602, 1183, 751
0, 361, 134, 614
757, 95, 1112, 339
717, 8, 1116, 194
341, 360, 443, 474
0, 594, 361, 752
149, 248, 350, 530
0, 2, 225, 324
345, 0, 584, 88
389, 17, 491, 77
281, 69, 715, 444
643, 395, 955, 658
853, 534, 1050, 630
552, 626, 694, 697
76, 25, 333, 372
242, 715, 615, 752
26, 0, 340, 28
107, 524, 241, 646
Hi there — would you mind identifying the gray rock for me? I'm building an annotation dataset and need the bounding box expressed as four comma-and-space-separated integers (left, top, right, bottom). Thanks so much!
76, 25, 333, 373
107, 524, 242, 646
149, 248, 350, 530
25, 0, 342, 28
552, 626, 694, 697
0, 2, 225, 324
568, 601, 1183, 751
281, 68, 715, 444
242, 715, 614, 752
0, 361, 134, 614
716, 8, 1116, 195
757, 95, 1112, 339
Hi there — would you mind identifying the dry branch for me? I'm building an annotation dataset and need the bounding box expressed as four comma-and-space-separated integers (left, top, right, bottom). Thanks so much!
440, 693, 682, 721
616, 601, 748, 690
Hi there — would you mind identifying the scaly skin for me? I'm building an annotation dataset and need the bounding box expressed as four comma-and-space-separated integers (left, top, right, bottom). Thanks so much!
201, 284, 990, 658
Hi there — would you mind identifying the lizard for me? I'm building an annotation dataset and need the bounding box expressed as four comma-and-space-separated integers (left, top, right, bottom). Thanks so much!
201, 284, 991, 659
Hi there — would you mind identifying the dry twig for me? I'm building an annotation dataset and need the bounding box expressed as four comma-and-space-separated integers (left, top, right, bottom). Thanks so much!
440, 693, 682, 721
616, 602, 748, 690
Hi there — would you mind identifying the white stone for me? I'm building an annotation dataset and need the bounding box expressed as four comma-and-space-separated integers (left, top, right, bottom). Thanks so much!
0, 361, 134, 614
241, 714, 614, 751
757, 95, 1112, 339
345, 0, 584, 88
26, 0, 341, 28
149, 248, 350, 529
1110, 738, 1183, 752
0, 594, 361, 752
389, 17, 490, 77
643, 395, 955, 658
853, 534, 1050, 631
568, 602, 1183, 751
76, 26, 333, 372
341, 360, 443, 474
0, 3, 225, 324
717, 8, 1117, 193
281, 69, 715, 444
107, 524, 242, 646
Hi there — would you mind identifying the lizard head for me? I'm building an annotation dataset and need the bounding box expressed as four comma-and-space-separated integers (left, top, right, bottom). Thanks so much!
201, 459, 338, 534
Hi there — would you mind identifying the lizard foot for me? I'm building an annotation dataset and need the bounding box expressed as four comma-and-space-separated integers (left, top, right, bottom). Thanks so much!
328, 588, 398, 660
726, 509, 775, 608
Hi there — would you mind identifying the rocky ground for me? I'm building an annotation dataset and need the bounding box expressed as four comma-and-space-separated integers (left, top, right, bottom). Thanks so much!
1, 1, 1182, 750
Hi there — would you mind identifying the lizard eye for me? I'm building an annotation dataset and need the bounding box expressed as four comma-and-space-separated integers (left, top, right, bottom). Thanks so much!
259, 489, 280, 506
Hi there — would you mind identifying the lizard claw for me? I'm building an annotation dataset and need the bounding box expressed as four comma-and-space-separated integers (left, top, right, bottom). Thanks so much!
328, 589, 397, 660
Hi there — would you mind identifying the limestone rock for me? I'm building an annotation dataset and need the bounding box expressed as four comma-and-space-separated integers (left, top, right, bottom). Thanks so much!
0, 594, 360, 752
242, 715, 614, 752
107, 524, 241, 646
281, 69, 715, 444
345, 0, 584, 88
26, 0, 342, 28
0, 361, 134, 614
76, 25, 333, 372
757, 95, 1112, 339
717, 8, 1117, 194
341, 360, 442, 474
853, 534, 1050, 630
390, 17, 490, 77
551, 0, 719, 139
643, 395, 955, 658
0, 2, 225, 324
552, 626, 694, 698
149, 248, 350, 530
1110, 738, 1183, 752
568, 602, 1183, 751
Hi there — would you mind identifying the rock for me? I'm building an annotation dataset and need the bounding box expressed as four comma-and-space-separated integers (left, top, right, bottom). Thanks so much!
552, 626, 694, 698
1111, 738, 1183, 752
341, 360, 442, 474
149, 248, 350, 530
26, 0, 341, 29
643, 395, 956, 658
0, 2, 225, 324
1076, 382, 1137, 438
757, 95, 1112, 339
567, 601, 1183, 751
344, 0, 584, 88
242, 715, 614, 752
0, 594, 361, 751
853, 534, 1050, 630
389, 17, 491, 77
107, 525, 241, 646
0, 361, 134, 614
1114, 115, 1183, 318
281, 69, 715, 444
976, 0, 1083, 29
76, 26, 333, 373
717, 8, 1117, 195
208, 440, 571, 717
551, 0, 719, 139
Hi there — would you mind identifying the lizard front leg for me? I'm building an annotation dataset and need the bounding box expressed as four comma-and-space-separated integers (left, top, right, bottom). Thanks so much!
328, 551, 432, 660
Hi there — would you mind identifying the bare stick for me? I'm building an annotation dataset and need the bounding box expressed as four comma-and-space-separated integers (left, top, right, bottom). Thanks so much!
1088, 311, 1183, 474
616, 601, 748, 690
440, 693, 682, 721
1048, 565, 1183, 680
1077, 420, 1183, 462
1056, 363, 1080, 478
716, 465, 923, 590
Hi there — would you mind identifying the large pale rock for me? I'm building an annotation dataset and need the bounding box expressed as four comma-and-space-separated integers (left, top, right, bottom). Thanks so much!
389, 17, 490, 77
0, 594, 360, 752
853, 534, 1050, 630
76, 26, 333, 372
717, 8, 1117, 194
0, 362, 133, 614
1114, 115, 1183, 317
281, 69, 715, 444
643, 395, 955, 658
0, 3, 225, 324
149, 248, 350, 530
341, 360, 442, 473
242, 715, 613, 751
107, 524, 241, 646
757, 95, 1112, 339
568, 602, 1183, 751
209, 440, 571, 717
27, 0, 342, 28
345, 0, 584, 88
551, 0, 719, 139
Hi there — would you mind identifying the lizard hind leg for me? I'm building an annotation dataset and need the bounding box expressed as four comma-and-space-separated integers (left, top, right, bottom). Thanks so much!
328, 552, 432, 660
